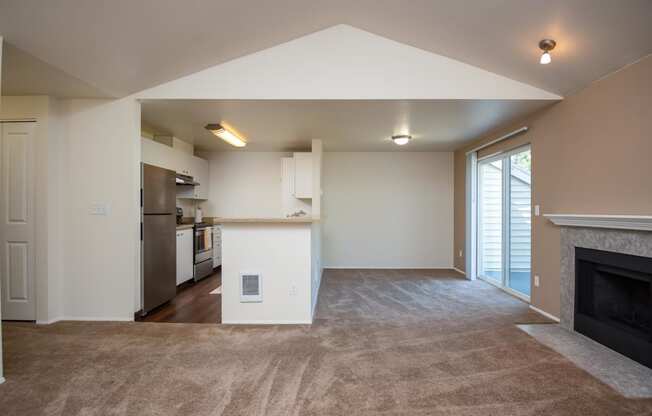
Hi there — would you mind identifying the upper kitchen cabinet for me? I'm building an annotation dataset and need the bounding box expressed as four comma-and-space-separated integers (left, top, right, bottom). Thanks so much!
142, 136, 174, 169
293, 152, 313, 199
141, 137, 209, 200
175, 154, 209, 200
190, 155, 209, 200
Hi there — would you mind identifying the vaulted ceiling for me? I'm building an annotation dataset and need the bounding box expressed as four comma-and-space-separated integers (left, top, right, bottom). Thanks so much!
1, 0, 651, 97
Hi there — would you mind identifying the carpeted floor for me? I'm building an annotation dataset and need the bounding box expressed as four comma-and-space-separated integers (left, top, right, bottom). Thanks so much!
1, 269, 652, 415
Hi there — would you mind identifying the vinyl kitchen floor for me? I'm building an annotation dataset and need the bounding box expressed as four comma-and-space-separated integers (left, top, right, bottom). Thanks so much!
137, 270, 222, 324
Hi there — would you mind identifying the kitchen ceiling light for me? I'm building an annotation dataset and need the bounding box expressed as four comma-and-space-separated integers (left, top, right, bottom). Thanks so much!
392, 135, 411, 145
538, 39, 556, 65
205, 123, 246, 147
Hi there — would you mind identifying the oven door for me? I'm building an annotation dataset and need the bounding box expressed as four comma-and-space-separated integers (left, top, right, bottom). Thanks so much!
194, 227, 213, 259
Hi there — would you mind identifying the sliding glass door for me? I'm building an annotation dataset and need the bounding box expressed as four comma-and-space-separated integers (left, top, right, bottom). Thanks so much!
477, 146, 531, 299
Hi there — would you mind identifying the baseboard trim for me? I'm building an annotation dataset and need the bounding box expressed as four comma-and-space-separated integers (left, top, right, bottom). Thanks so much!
38, 316, 134, 324
36, 317, 65, 325
452, 267, 466, 276
221, 320, 312, 325
529, 305, 560, 323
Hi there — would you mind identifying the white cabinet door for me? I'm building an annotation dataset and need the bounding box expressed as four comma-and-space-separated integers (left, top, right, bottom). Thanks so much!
176, 229, 194, 285
142, 137, 174, 169
181, 229, 194, 281
176, 156, 209, 200
175, 232, 184, 285
142, 137, 210, 200
192, 156, 209, 199
293, 152, 313, 199
0, 122, 36, 320
178, 153, 193, 177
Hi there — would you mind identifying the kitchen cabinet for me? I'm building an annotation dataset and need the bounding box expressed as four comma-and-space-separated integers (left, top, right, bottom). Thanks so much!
293, 152, 313, 199
142, 137, 174, 169
176, 228, 193, 285
174, 152, 194, 177
212, 225, 222, 268
142, 138, 209, 200
191, 156, 209, 200
176, 155, 209, 200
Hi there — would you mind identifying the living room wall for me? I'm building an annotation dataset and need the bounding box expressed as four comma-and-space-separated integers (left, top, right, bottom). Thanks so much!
324, 152, 454, 269
454, 55, 652, 318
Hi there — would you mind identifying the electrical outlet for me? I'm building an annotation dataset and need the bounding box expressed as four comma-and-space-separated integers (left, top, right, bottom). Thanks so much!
289, 285, 297, 296
458, 249, 463, 258
534, 275, 540, 287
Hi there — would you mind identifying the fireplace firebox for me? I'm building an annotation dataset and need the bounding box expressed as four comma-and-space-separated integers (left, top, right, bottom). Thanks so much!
574, 247, 652, 369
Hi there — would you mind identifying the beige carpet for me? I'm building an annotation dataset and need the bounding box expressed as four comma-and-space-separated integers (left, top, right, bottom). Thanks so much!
2, 269, 652, 415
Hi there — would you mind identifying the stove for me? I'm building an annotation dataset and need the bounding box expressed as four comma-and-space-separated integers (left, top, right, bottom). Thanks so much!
193, 222, 213, 281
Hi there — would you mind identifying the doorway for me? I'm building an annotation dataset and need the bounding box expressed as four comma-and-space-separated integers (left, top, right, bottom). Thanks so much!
477, 145, 531, 300
0, 121, 37, 321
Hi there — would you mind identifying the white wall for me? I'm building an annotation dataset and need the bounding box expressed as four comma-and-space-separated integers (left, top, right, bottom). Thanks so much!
201, 152, 290, 218
221, 223, 312, 324
62, 98, 141, 320
323, 152, 454, 268
310, 140, 323, 316
0, 96, 66, 324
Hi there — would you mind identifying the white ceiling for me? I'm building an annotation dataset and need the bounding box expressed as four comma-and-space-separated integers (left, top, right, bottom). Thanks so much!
141, 99, 554, 152
1, 0, 651, 97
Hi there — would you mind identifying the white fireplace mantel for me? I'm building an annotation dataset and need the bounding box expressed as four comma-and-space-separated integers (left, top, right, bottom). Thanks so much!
545, 214, 652, 231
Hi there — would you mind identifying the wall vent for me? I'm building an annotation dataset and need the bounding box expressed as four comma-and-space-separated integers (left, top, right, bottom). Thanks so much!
240, 273, 262, 302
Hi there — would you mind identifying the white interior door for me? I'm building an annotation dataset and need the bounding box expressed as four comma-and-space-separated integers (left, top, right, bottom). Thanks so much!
0, 122, 36, 321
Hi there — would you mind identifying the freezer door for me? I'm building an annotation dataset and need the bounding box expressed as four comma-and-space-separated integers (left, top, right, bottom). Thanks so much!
143, 214, 177, 313
143, 163, 176, 214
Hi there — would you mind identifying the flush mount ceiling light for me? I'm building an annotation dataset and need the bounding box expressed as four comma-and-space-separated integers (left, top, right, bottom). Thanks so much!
538, 39, 556, 65
205, 123, 247, 147
392, 134, 411, 145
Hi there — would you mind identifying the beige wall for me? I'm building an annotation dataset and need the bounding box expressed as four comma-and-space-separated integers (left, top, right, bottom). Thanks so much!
324, 152, 454, 268
454, 56, 652, 318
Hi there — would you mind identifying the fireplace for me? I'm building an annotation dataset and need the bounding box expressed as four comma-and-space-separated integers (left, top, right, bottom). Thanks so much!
575, 247, 652, 368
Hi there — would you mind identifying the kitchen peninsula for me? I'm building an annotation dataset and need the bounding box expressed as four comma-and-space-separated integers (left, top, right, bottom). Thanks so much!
210, 217, 322, 325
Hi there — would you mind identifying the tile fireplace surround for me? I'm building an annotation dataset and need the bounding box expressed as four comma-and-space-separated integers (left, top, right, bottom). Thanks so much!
531, 214, 652, 396
545, 215, 652, 330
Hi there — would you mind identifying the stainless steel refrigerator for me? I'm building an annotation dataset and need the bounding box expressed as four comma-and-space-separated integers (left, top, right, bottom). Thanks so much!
141, 163, 177, 314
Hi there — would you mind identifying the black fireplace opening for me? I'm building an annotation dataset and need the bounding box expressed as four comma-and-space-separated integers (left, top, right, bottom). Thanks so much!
575, 247, 652, 369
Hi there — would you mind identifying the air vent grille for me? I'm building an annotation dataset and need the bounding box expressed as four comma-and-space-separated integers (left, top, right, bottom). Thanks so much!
242, 275, 259, 296
240, 273, 262, 302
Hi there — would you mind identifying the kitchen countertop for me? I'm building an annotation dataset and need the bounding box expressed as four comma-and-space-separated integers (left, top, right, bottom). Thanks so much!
209, 217, 318, 224
176, 224, 194, 230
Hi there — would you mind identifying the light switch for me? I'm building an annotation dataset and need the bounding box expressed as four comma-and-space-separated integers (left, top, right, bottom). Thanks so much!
534, 275, 540, 287
90, 203, 111, 216
534, 205, 541, 216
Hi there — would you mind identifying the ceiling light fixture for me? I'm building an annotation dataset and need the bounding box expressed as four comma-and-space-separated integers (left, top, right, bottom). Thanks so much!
205, 123, 246, 147
392, 134, 411, 145
538, 39, 556, 65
